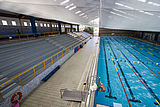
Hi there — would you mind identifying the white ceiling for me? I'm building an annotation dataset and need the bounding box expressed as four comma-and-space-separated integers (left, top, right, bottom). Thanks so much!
100, 0, 160, 31
0, 0, 99, 26
0, 0, 160, 31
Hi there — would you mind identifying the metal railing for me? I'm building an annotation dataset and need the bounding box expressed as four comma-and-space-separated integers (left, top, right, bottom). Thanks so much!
0, 31, 59, 41
0, 35, 91, 101
85, 53, 98, 107
84, 38, 99, 107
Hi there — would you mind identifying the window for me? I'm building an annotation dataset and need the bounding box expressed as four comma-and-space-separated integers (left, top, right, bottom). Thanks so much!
47, 24, 50, 27
35, 23, 38, 26
40, 23, 43, 27
11, 21, 16, 26
2, 20, 8, 25
57, 24, 59, 27
24, 22, 28, 26
52, 24, 54, 27
44, 23, 46, 27
29, 23, 31, 26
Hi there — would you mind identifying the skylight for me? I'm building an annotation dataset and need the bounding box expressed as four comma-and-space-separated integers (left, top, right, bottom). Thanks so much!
68, 6, 76, 10
60, 0, 70, 5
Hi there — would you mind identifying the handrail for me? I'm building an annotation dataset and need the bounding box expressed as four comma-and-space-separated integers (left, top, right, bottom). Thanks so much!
0, 31, 59, 38
85, 38, 99, 107
83, 54, 94, 91
0, 35, 91, 100
85, 53, 97, 107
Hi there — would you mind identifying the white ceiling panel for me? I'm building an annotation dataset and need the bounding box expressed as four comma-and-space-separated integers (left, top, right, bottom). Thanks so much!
0, 0, 160, 31
0, 0, 99, 26
100, 0, 160, 31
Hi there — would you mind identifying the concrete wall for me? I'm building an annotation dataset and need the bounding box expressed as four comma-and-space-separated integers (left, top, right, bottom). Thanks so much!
99, 28, 160, 43
0, 50, 74, 107
99, 28, 140, 37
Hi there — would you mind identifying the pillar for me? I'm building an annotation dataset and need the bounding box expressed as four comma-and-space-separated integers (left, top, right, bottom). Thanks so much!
70, 24, 73, 32
58, 21, 62, 34
30, 16, 37, 33
77, 25, 79, 32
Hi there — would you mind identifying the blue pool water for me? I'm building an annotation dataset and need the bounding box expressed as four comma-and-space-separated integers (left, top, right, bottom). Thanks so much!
95, 36, 160, 107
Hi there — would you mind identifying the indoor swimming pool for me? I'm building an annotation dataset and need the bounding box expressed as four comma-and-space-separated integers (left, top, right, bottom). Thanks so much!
95, 36, 160, 107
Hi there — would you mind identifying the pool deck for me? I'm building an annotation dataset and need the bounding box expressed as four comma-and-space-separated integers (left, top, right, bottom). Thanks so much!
21, 36, 99, 107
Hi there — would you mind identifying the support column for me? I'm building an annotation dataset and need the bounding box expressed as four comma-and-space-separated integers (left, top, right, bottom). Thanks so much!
155, 33, 159, 42
77, 25, 79, 32
50, 22, 52, 32
58, 21, 62, 34
141, 31, 144, 38
70, 24, 73, 32
19, 18, 24, 34
30, 16, 37, 33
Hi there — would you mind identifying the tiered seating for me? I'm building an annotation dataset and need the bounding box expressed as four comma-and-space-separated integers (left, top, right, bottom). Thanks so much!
0, 34, 81, 100
70, 32, 91, 40
46, 34, 79, 49
68, 32, 79, 38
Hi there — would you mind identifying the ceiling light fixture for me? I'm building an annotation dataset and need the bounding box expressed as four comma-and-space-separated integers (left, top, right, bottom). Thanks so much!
79, 13, 85, 16
110, 11, 133, 20
68, 6, 76, 10
115, 2, 134, 10
148, 2, 160, 6
113, 8, 135, 17
65, 3, 74, 8
60, 0, 70, 5
113, 9, 127, 14
75, 11, 81, 14
83, 15, 87, 18
137, 0, 146, 3
144, 12, 154, 16
137, 9, 154, 16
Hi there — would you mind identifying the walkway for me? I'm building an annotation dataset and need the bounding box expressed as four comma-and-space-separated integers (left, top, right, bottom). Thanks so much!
21, 36, 99, 107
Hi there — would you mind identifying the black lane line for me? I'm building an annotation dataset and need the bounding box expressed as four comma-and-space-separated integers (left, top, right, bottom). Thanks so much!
106, 39, 141, 103
125, 39, 160, 59
117, 38, 160, 68
129, 40, 160, 54
113, 38, 160, 79
109, 38, 144, 103
128, 37, 160, 52
123, 39, 160, 62
103, 40, 117, 100
113, 38, 160, 105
